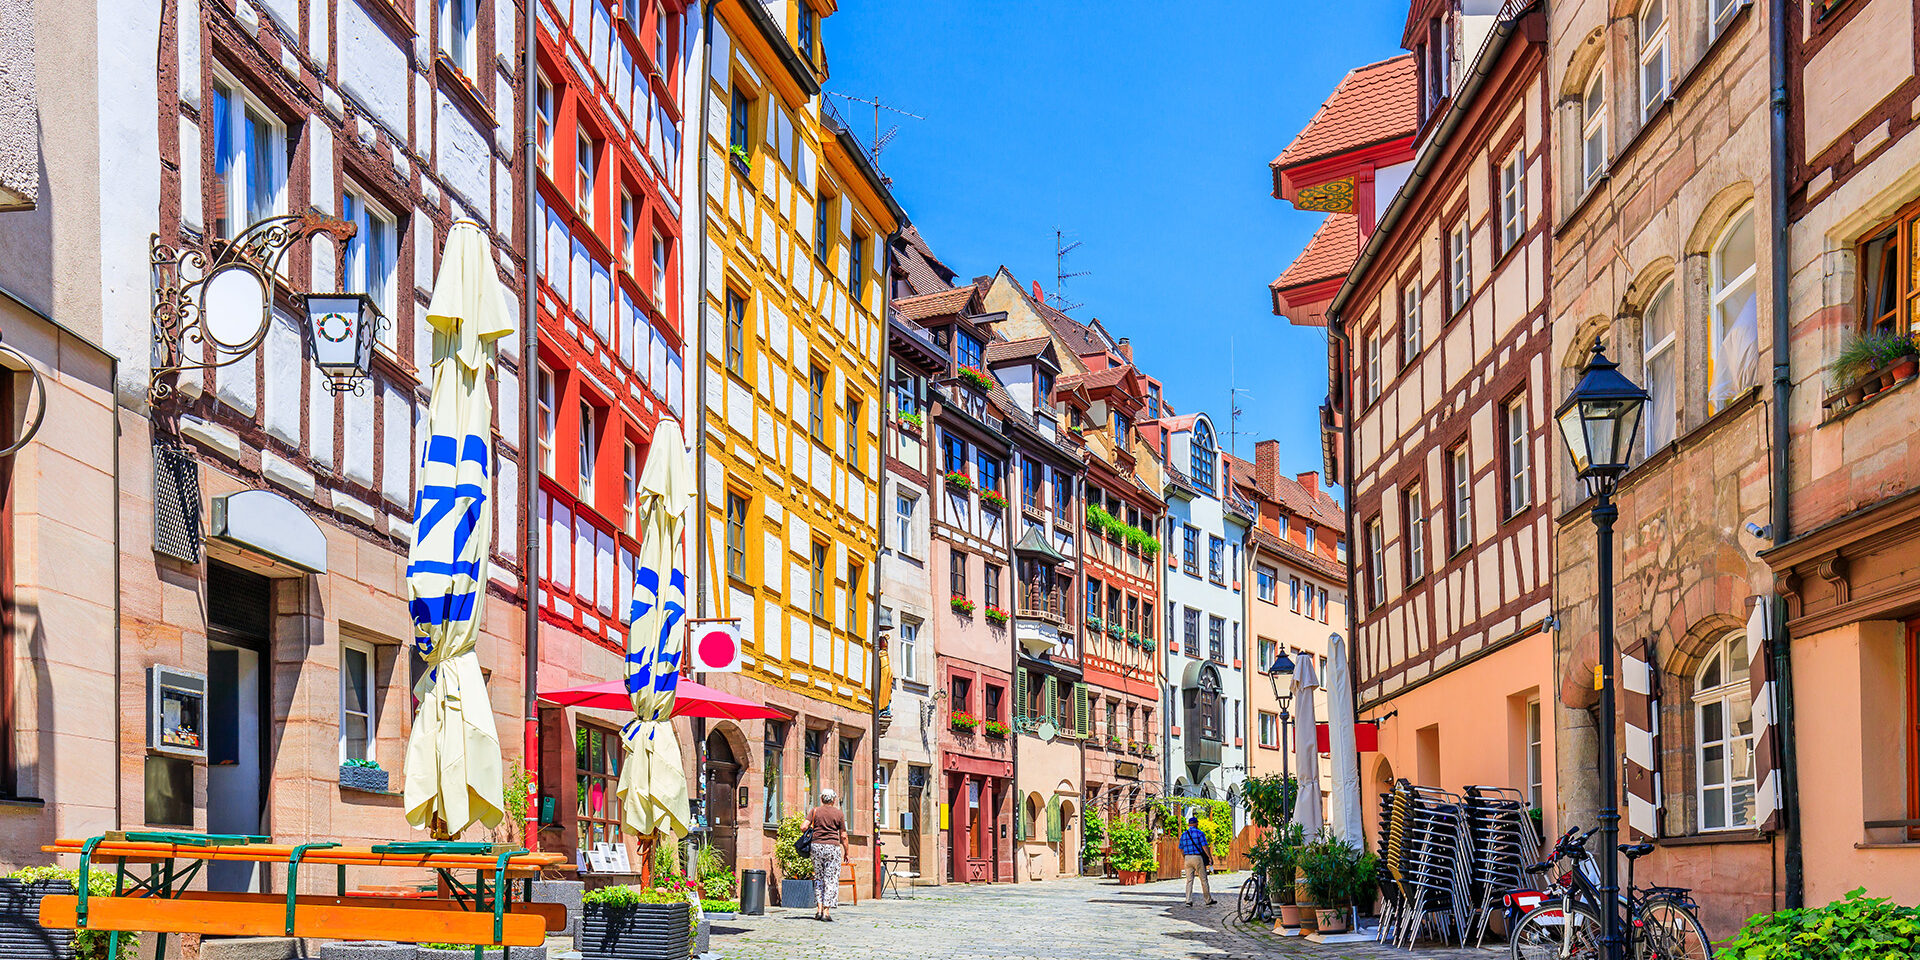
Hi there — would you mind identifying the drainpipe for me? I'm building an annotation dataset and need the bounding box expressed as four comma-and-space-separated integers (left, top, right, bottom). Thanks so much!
871, 227, 898, 899
1766, 0, 1802, 909
691, 0, 719, 625
521, 0, 544, 849
1328, 316, 1358, 710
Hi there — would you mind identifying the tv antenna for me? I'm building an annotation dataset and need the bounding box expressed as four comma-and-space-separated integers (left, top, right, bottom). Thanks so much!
827, 92, 924, 184
1227, 339, 1255, 458
1051, 229, 1089, 312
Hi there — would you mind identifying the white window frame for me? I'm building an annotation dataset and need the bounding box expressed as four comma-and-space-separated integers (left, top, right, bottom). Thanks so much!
622, 439, 639, 535
895, 492, 917, 555
340, 637, 378, 764
654, 1, 671, 68
651, 229, 669, 308
1642, 281, 1678, 454
1256, 564, 1277, 603
439, 0, 478, 76
1505, 394, 1532, 514
1448, 220, 1471, 312
536, 363, 556, 475
1709, 206, 1758, 414
1259, 711, 1278, 748
875, 763, 892, 828
621, 190, 637, 267
578, 399, 597, 501
1366, 517, 1385, 609
1450, 445, 1472, 552
1708, 0, 1742, 41
1365, 333, 1382, 403
343, 185, 399, 350
1582, 69, 1608, 191
535, 73, 556, 175
1289, 577, 1301, 612
1406, 484, 1426, 581
1526, 699, 1543, 810
1499, 148, 1526, 252
1401, 280, 1423, 362
1305, 527, 1316, 551
1693, 631, 1756, 831
1639, 0, 1670, 121
576, 132, 597, 227
210, 74, 288, 240
897, 618, 919, 682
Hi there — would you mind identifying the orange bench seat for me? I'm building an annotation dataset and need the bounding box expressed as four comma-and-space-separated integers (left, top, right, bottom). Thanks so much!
37, 894, 549, 947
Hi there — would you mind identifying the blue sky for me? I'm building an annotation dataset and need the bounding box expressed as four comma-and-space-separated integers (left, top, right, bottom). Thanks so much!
822, 1, 1409, 495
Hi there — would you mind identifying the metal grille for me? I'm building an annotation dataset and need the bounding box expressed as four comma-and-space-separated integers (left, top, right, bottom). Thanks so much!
208, 562, 273, 639
152, 442, 201, 563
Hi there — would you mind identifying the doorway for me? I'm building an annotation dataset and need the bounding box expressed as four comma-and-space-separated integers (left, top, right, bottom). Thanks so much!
206, 563, 272, 892
1058, 799, 1075, 876
704, 729, 741, 870
904, 766, 926, 876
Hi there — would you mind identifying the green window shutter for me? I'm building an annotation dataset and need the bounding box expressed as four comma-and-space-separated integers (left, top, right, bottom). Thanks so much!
1015, 798, 1027, 841
1074, 682, 1090, 737
1043, 676, 1058, 725
1014, 668, 1028, 724
1047, 796, 1063, 842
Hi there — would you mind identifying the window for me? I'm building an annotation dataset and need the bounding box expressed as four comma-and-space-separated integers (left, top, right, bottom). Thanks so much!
1858, 210, 1919, 336
951, 676, 972, 715
651, 231, 670, 308
1401, 281, 1423, 362
847, 563, 864, 634
576, 723, 624, 847
1499, 149, 1526, 253
1278, 515, 1289, 538
652, 1, 671, 68
209, 77, 287, 239
1182, 525, 1200, 575
1693, 631, 1756, 831
895, 493, 917, 553
725, 492, 749, 581
808, 366, 827, 442
620, 191, 637, 266
1256, 565, 1277, 603
1106, 701, 1118, 738
1052, 472, 1071, 515
875, 763, 891, 828
1366, 517, 1385, 609
535, 74, 555, 174
1405, 484, 1427, 581
796, 1, 817, 61
575, 132, 598, 226
439, 0, 477, 75
1639, 0, 1670, 120
849, 232, 866, 298
1504, 394, 1532, 514
1319, 587, 1329, 623
1709, 0, 1741, 40
814, 192, 833, 263
1526, 699, 1543, 810
1365, 333, 1382, 403
1021, 459, 1043, 510
1305, 527, 1316, 551
1112, 412, 1129, 448
950, 550, 967, 599
1208, 616, 1225, 662
1581, 70, 1607, 191
845, 395, 862, 467
983, 563, 1000, 609
342, 188, 398, 345
803, 730, 823, 805
723, 289, 748, 377
729, 86, 753, 158
1191, 419, 1217, 493
1259, 711, 1279, 748
340, 639, 377, 762
1709, 206, 1759, 414
1289, 577, 1301, 612
1257, 637, 1278, 672
896, 618, 919, 681
810, 542, 828, 617
623, 441, 640, 535
976, 452, 1003, 494
1085, 576, 1102, 620
956, 329, 984, 371
577, 400, 598, 501
1183, 607, 1200, 653
1448, 221, 1472, 312
763, 721, 787, 824
984, 685, 1003, 723
942, 433, 966, 475
536, 364, 556, 474
1449, 444, 1472, 552
1208, 536, 1225, 583
1642, 281, 1678, 453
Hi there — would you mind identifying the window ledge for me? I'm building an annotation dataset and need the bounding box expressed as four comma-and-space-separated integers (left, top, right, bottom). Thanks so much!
0, 796, 47, 809
433, 56, 495, 133
1655, 829, 1770, 847
1854, 841, 1920, 849
1819, 368, 1917, 427
340, 784, 404, 798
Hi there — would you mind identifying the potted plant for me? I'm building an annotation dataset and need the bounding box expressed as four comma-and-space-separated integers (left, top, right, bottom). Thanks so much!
984, 605, 1009, 625
942, 471, 974, 491
980, 490, 1009, 511
339, 757, 389, 793
1140, 637, 1157, 652
579, 883, 694, 960
727, 143, 751, 171
1081, 812, 1109, 875
955, 366, 995, 391
1106, 814, 1156, 884
774, 816, 815, 909
949, 711, 980, 733
950, 595, 976, 615
897, 411, 923, 431
1299, 833, 1363, 934
983, 719, 1010, 738
3, 866, 137, 960
1883, 331, 1919, 382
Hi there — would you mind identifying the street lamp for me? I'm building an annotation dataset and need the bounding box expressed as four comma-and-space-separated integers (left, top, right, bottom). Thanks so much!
1554, 340, 1648, 960
1268, 651, 1297, 801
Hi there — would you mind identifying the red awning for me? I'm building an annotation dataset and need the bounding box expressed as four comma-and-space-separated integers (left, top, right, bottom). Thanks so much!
538, 678, 787, 721
1315, 721, 1379, 754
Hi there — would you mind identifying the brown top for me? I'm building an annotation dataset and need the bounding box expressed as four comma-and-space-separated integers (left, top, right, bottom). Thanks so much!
806, 805, 846, 849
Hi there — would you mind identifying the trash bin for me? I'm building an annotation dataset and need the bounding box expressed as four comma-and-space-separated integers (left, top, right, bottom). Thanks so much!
739, 869, 768, 916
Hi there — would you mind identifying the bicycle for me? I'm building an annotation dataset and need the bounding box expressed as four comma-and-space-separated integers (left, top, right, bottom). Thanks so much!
1236, 868, 1271, 924
1508, 826, 1712, 960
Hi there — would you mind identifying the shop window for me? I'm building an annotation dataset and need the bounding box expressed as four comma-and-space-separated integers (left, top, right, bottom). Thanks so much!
763, 721, 787, 825
576, 723, 624, 849
1693, 631, 1756, 831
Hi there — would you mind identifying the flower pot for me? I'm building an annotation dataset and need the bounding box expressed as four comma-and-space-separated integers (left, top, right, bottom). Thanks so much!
1116, 869, 1150, 886
1276, 903, 1303, 929
579, 902, 692, 960
778, 878, 815, 909
0, 878, 74, 960
1894, 357, 1919, 381
1315, 906, 1349, 933
339, 764, 390, 793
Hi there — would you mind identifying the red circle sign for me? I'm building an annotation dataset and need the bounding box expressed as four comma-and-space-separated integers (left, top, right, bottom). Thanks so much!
697, 629, 737, 668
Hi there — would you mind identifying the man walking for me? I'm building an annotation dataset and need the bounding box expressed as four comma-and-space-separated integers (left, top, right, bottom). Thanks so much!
1180, 815, 1216, 907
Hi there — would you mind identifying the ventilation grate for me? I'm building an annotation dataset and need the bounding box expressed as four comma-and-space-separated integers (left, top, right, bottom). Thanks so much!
152, 442, 202, 563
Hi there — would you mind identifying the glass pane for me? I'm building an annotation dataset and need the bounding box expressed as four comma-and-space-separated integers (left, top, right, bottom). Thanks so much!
577, 774, 590, 815
1717, 210, 1756, 281
1642, 0, 1664, 35
1730, 733, 1752, 780
1699, 652, 1722, 690
1703, 744, 1726, 786
344, 648, 370, 714
1731, 784, 1754, 826
1703, 789, 1727, 830
1729, 635, 1750, 686
589, 779, 606, 817
344, 715, 369, 760
591, 731, 605, 773
1702, 700, 1724, 741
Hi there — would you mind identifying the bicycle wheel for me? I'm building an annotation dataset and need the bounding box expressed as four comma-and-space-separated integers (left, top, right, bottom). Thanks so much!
1236, 875, 1265, 923
1510, 903, 1604, 960
1636, 896, 1712, 960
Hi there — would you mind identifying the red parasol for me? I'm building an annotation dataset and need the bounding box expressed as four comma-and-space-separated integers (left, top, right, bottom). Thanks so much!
538, 677, 786, 721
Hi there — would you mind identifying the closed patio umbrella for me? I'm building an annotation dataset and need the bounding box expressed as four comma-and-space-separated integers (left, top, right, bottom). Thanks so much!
403, 220, 515, 838
1291, 654, 1324, 837
617, 419, 695, 843
1326, 634, 1366, 848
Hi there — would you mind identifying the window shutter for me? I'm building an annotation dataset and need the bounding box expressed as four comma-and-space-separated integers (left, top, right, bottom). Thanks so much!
1047, 795, 1063, 842
1015, 798, 1027, 841
1074, 682, 1090, 737
1043, 675, 1058, 725
1014, 668, 1028, 725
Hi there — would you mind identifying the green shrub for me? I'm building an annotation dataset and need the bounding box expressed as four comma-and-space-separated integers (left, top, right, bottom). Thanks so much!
1243, 774, 1299, 828
581, 884, 697, 936
1106, 813, 1157, 874
700, 899, 740, 913
8, 865, 138, 960
1081, 810, 1108, 870
696, 844, 736, 899
775, 816, 814, 880
1297, 832, 1364, 907
1719, 888, 1920, 960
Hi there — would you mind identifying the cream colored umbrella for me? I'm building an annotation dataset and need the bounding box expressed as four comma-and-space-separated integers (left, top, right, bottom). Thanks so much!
1290, 655, 1325, 837
403, 221, 514, 838
618, 418, 695, 842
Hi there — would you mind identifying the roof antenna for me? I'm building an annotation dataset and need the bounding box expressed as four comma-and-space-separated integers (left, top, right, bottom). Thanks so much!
827, 92, 924, 186
1052, 229, 1089, 312
1227, 339, 1254, 459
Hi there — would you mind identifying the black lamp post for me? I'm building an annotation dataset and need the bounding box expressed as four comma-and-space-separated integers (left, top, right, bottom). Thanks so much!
1268, 651, 1297, 803
1554, 341, 1648, 960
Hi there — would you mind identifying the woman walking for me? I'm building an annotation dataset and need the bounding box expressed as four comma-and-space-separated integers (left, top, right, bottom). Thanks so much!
806, 789, 847, 921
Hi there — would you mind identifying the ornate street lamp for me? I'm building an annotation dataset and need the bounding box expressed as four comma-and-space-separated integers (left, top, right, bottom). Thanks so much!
1554, 341, 1648, 960
1268, 650, 1296, 793
301, 292, 382, 393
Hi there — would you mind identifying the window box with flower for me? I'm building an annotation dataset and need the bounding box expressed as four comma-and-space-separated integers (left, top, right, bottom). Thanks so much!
950, 595, 976, 615
984, 605, 1009, 625
1140, 637, 1157, 653
1824, 330, 1918, 413
339, 757, 390, 794
983, 719, 1010, 738
942, 471, 973, 492
1106, 622, 1124, 639
950, 711, 980, 733
897, 411, 923, 432
955, 366, 995, 391
980, 490, 1009, 511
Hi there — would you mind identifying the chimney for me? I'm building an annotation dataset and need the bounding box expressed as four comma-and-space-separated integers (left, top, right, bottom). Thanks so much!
1255, 440, 1280, 494
1116, 338, 1132, 363
1297, 470, 1319, 498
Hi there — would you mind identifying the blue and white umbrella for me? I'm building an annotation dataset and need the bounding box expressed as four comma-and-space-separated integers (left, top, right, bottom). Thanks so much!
618, 419, 694, 841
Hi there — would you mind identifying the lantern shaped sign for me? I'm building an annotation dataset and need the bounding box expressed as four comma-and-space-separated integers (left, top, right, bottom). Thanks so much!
302, 292, 380, 392
688, 622, 743, 672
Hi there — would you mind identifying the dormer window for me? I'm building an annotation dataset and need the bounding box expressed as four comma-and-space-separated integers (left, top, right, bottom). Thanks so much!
1037, 369, 1055, 407
1420, 13, 1451, 122
1191, 419, 1217, 494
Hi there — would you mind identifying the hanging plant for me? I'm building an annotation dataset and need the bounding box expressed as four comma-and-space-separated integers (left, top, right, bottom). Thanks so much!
1086, 504, 1160, 556
956, 366, 995, 391
943, 472, 974, 491
950, 595, 976, 615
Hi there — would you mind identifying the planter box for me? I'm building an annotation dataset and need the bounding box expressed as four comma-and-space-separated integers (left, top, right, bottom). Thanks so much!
339, 764, 391, 793
578, 902, 692, 960
1115, 870, 1150, 886
1315, 906, 1349, 933
0, 878, 73, 960
778, 879, 815, 909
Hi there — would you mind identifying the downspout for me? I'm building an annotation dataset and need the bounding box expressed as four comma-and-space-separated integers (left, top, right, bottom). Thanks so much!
1766, 0, 1801, 909
521, 0, 543, 848
870, 228, 897, 899
691, 0, 719, 624
1329, 317, 1358, 715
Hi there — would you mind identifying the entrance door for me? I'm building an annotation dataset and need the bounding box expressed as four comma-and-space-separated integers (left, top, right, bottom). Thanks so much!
704, 730, 740, 870
904, 766, 926, 875
206, 563, 272, 892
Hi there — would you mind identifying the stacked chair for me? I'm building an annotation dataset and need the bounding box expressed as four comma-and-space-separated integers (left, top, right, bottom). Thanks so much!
1374, 780, 1473, 948
1463, 786, 1545, 946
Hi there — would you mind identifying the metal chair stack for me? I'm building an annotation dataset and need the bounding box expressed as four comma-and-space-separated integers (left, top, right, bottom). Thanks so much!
1373, 784, 1413, 943
1375, 781, 1474, 949
1463, 786, 1544, 946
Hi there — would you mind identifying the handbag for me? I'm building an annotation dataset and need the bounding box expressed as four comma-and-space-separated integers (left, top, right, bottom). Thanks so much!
794, 826, 816, 858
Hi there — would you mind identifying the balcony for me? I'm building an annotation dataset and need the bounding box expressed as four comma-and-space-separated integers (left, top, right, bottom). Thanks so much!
1016, 583, 1070, 625
933, 377, 1003, 430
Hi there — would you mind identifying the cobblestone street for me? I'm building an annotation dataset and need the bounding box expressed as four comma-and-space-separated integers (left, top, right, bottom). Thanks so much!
707, 873, 1500, 960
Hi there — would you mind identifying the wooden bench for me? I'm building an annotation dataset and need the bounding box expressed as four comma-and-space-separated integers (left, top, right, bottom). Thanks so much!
38, 894, 550, 947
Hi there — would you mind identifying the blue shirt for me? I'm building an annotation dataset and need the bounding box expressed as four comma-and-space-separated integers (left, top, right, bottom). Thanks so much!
1179, 827, 1210, 856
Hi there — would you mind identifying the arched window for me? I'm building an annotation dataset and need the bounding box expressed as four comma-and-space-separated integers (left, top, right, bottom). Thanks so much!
1581, 69, 1607, 190
1708, 206, 1759, 413
1641, 281, 1678, 453
1638, 0, 1670, 121
1693, 631, 1756, 831
1191, 419, 1217, 494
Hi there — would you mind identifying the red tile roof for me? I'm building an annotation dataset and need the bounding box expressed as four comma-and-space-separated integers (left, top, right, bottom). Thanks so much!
985, 336, 1052, 364
1272, 214, 1360, 293
1056, 364, 1137, 394
893, 225, 957, 296
893, 285, 977, 321
1272, 56, 1418, 173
